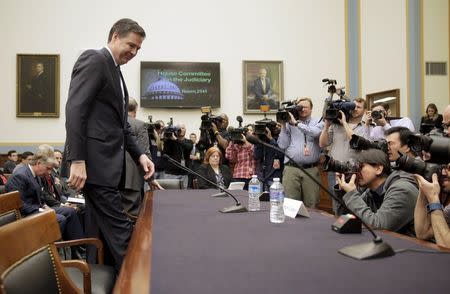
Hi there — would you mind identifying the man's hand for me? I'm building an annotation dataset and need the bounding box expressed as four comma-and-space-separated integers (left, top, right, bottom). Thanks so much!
139, 154, 155, 180
288, 112, 296, 126
265, 127, 273, 140
337, 110, 347, 126
149, 180, 164, 190
68, 161, 87, 192
415, 173, 440, 203
336, 173, 357, 193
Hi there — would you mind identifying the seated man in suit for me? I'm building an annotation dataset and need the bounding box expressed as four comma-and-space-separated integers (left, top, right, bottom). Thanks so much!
3, 150, 18, 174
5, 152, 84, 241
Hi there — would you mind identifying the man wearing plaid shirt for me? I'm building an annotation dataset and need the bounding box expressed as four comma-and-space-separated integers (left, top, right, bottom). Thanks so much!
225, 135, 256, 190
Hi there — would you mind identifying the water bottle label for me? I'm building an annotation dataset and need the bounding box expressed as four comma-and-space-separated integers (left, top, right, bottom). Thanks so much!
249, 185, 261, 193
270, 191, 284, 201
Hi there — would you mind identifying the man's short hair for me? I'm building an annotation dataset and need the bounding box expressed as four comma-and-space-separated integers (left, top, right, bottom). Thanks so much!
357, 149, 391, 177
21, 151, 34, 160
128, 98, 138, 112
372, 102, 390, 111
354, 97, 367, 109
297, 97, 313, 109
7, 150, 17, 157
108, 18, 146, 42
54, 149, 63, 155
385, 126, 414, 146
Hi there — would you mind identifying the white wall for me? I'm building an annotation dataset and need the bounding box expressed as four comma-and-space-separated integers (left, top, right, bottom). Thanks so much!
0, 0, 345, 143
360, 0, 408, 114
423, 0, 449, 114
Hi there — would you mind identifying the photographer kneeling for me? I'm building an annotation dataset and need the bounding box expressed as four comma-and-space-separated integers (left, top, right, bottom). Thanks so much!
336, 148, 418, 235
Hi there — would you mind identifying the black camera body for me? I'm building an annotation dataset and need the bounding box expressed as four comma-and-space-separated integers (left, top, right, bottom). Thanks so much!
322, 155, 361, 175
229, 116, 246, 144
163, 118, 180, 139
371, 110, 384, 120
349, 134, 389, 153
407, 134, 450, 164
254, 118, 278, 141
276, 100, 302, 122
147, 115, 162, 140
200, 114, 223, 130
394, 154, 443, 182
324, 99, 356, 123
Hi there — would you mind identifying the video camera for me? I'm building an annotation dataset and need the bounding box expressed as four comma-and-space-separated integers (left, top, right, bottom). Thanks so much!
276, 100, 302, 122
200, 106, 223, 130
324, 99, 356, 123
163, 118, 180, 139
349, 134, 389, 153
406, 134, 450, 164
254, 118, 278, 141
147, 115, 162, 140
323, 78, 346, 96
229, 116, 246, 144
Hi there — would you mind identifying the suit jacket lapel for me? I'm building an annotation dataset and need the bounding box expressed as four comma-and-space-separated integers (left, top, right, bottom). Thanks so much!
24, 167, 43, 206
101, 48, 126, 123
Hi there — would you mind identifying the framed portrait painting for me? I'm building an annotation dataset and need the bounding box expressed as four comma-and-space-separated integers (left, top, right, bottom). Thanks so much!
243, 60, 283, 114
17, 54, 60, 117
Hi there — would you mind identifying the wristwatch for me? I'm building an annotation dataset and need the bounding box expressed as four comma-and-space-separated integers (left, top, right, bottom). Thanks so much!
426, 202, 444, 214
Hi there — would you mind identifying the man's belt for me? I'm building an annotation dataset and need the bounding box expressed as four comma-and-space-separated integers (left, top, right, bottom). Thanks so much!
285, 161, 318, 169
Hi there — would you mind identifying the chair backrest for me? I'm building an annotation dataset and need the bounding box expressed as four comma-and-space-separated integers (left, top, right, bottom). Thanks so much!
0, 210, 81, 294
157, 179, 183, 190
0, 191, 22, 227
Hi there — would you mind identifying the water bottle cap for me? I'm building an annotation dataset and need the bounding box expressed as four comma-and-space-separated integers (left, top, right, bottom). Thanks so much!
273, 178, 280, 182
252, 175, 257, 178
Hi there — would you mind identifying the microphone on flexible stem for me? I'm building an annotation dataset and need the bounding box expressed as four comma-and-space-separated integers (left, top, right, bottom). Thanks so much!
162, 154, 247, 213
245, 134, 395, 260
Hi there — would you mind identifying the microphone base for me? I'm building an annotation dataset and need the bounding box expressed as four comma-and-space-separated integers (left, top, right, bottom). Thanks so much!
338, 238, 395, 260
211, 192, 228, 197
219, 203, 248, 213
259, 191, 270, 202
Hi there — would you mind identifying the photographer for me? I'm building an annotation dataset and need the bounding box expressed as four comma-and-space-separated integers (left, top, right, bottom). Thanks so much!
414, 105, 450, 247
212, 113, 231, 160
149, 119, 166, 179
336, 149, 418, 235
163, 123, 193, 189
385, 126, 415, 162
368, 103, 415, 140
319, 97, 370, 213
277, 97, 323, 207
225, 133, 256, 190
253, 122, 284, 185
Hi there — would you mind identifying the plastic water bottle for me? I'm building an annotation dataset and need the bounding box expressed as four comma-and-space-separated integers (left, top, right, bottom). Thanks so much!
248, 175, 261, 211
270, 178, 285, 223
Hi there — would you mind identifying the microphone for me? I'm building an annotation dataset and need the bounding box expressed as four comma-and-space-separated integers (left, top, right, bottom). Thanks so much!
245, 134, 395, 260
162, 154, 247, 213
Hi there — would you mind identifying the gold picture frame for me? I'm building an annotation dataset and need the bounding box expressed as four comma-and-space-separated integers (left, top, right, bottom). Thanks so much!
17, 54, 60, 117
243, 60, 283, 114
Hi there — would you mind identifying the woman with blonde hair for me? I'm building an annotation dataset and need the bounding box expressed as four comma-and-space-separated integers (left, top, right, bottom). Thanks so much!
196, 146, 232, 189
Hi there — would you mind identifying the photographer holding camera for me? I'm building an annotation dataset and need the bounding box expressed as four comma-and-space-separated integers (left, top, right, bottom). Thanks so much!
162, 123, 193, 189
277, 97, 324, 207
253, 121, 284, 186
414, 105, 450, 248
368, 102, 415, 140
385, 126, 416, 162
336, 148, 418, 235
225, 130, 256, 190
319, 97, 370, 213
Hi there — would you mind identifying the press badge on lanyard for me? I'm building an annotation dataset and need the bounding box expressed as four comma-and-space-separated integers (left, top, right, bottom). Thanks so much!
303, 134, 311, 156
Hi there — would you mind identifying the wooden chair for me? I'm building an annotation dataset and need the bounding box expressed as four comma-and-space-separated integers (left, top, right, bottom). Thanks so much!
0, 210, 82, 293
0, 191, 114, 294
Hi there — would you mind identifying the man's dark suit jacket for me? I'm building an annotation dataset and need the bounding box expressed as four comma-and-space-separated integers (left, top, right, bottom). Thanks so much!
5, 165, 42, 216
65, 48, 143, 188
196, 164, 232, 189
125, 116, 151, 191
254, 77, 272, 99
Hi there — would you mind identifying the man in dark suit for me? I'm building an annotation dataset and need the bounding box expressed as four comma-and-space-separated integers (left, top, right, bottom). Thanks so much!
65, 18, 154, 272
251, 67, 278, 110
122, 98, 161, 218
5, 153, 84, 241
